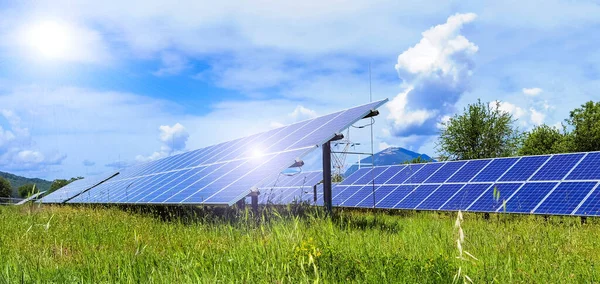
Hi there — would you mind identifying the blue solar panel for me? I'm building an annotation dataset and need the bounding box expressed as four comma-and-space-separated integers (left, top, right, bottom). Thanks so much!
343, 186, 375, 207
446, 159, 491, 182
530, 153, 585, 181
471, 158, 519, 182
468, 183, 523, 212
39, 172, 118, 203
386, 164, 424, 184
353, 167, 389, 185
574, 183, 600, 216
376, 185, 416, 208
535, 182, 596, 215
340, 168, 371, 185
332, 186, 361, 206
357, 185, 398, 207
499, 155, 550, 181
424, 161, 467, 183
503, 182, 558, 213
441, 184, 492, 211
567, 152, 600, 180
417, 184, 464, 210
405, 163, 444, 183
394, 185, 439, 209
65, 99, 387, 206
373, 166, 403, 184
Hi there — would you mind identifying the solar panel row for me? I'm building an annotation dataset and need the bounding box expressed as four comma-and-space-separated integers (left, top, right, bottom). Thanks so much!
258, 171, 322, 205
39, 100, 387, 206
335, 152, 600, 216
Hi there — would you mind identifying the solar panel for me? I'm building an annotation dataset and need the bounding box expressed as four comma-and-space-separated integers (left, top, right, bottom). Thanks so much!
405, 163, 444, 184
417, 184, 464, 210
64, 99, 387, 206
258, 171, 322, 205
353, 167, 388, 185
499, 155, 550, 181
376, 185, 416, 208
39, 172, 118, 203
424, 161, 466, 183
534, 182, 596, 215
567, 152, 600, 180
337, 151, 600, 217
467, 183, 522, 212
387, 164, 423, 184
340, 168, 370, 185
471, 158, 519, 182
501, 182, 558, 213
530, 153, 585, 181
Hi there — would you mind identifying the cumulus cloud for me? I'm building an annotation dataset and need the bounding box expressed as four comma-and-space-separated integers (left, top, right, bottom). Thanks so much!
0, 110, 66, 172
135, 123, 189, 162
289, 106, 318, 121
522, 87, 543, 96
491, 100, 548, 128
387, 13, 478, 137
492, 101, 526, 120
529, 108, 545, 125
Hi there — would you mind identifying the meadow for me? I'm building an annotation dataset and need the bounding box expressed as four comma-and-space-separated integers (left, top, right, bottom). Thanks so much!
1, 204, 599, 283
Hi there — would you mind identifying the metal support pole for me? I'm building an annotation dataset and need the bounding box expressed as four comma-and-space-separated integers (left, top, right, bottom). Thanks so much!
251, 194, 258, 215
322, 141, 333, 214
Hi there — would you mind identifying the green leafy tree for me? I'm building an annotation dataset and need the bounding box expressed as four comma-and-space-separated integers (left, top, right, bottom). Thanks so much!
0, 177, 11, 198
49, 177, 84, 193
403, 155, 434, 164
18, 184, 37, 198
566, 101, 600, 152
519, 124, 574, 155
437, 100, 522, 160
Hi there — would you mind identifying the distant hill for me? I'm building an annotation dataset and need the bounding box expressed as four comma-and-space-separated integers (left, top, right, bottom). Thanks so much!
345, 147, 435, 176
0, 171, 52, 197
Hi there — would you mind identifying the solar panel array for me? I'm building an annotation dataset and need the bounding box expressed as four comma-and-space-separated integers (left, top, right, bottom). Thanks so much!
258, 171, 323, 205
39, 172, 119, 203
40, 100, 387, 206
332, 152, 600, 216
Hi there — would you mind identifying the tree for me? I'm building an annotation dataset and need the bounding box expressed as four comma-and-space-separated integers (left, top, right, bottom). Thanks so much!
18, 184, 37, 198
437, 100, 522, 160
332, 174, 343, 183
566, 101, 600, 152
403, 155, 434, 164
48, 177, 84, 193
518, 124, 573, 155
0, 177, 11, 198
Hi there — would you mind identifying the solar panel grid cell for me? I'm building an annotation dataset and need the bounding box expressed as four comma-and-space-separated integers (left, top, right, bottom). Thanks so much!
374, 166, 404, 184
531, 153, 585, 181
534, 182, 597, 215
404, 163, 443, 184
376, 185, 415, 208
353, 167, 388, 185
441, 183, 492, 211
386, 164, 424, 184
502, 182, 558, 213
340, 168, 371, 185
499, 155, 550, 181
467, 183, 523, 212
472, 158, 519, 182
417, 184, 464, 210
574, 183, 600, 216
446, 159, 492, 182
394, 184, 440, 209
424, 161, 467, 183
567, 152, 600, 180
357, 185, 398, 207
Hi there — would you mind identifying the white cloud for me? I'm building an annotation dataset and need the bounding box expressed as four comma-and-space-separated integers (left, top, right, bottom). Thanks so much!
388, 13, 478, 136
289, 106, 318, 121
136, 123, 189, 162
0, 110, 67, 173
522, 87, 543, 96
492, 100, 526, 119
529, 108, 545, 125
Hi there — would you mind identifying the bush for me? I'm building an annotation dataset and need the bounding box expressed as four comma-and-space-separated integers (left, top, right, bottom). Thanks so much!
0, 177, 11, 198
18, 183, 38, 198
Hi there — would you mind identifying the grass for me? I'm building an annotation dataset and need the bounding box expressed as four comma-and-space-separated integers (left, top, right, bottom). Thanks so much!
1, 204, 600, 283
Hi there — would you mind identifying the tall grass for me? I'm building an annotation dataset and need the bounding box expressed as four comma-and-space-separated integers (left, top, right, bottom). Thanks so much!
1, 204, 599, 283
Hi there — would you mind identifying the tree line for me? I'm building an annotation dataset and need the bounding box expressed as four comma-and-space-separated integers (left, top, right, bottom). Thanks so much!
437, 100, 600, 161
0, 176, 83, 199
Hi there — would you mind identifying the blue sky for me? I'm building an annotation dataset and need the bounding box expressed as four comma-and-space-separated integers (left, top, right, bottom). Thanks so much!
0, 1, 599, 180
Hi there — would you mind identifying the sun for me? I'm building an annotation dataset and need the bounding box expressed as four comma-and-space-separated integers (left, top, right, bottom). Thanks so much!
24, 21, 70, 60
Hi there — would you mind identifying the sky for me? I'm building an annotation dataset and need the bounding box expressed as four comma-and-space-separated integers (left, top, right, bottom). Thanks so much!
0, 1, 599, 180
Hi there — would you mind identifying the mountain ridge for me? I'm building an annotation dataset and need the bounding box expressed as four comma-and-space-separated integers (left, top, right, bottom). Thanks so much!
345, 147, 435, 176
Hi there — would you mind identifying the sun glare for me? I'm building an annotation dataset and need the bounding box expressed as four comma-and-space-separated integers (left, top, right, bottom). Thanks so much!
24, 21, 70, 60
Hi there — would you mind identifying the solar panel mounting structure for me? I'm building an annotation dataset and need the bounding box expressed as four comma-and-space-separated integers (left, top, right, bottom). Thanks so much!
41, 99, 388, 212
332, 152, 600, 217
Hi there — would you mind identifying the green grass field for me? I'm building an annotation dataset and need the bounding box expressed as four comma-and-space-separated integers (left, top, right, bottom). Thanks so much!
1, 205, 599, 283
